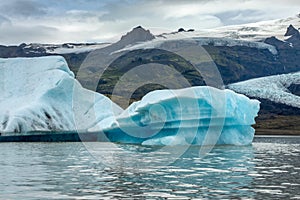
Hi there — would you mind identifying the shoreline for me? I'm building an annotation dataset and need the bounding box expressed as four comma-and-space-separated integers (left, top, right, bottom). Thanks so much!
255, 128, 300, 135
0, 129, 300, 142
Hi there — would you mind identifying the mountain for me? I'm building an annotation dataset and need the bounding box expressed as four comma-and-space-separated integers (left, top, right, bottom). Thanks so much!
285, 24, 299, 37
97, 20, 299, 96
0, 42, 110, 57
285, 25, 300, 47
117, 26, 155, 47
265, 24, 300, 48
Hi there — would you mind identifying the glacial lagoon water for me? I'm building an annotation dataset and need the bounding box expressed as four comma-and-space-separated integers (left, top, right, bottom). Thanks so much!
0, 136, 300, 199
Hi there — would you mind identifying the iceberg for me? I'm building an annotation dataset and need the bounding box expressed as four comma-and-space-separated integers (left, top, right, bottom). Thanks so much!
104, 87, 260, 145
0, 56, 122, 134
0, 56, 260, 146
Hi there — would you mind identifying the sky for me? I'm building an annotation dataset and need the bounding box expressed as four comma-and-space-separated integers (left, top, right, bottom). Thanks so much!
0, 0, 299, 45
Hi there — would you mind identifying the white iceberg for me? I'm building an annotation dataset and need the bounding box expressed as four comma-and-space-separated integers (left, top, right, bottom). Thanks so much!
0, 56, 260, 146
0, 56, 122, 134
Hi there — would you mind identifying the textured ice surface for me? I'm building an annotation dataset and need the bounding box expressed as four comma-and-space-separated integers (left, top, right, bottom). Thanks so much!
104, 87, 260, 145
0, 56, 122, 134
228, 72, 300, 108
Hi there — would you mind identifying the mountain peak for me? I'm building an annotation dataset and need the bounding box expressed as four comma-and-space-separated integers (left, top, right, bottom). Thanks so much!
284, 24, 299, 37
118, 26, 155, 47
133, 25, 143, 29
284, 24, 300, 47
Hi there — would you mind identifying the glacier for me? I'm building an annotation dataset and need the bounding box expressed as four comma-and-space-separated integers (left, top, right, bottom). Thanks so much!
228, 72, 300, 108
117, 37, 277, 55
157, 14, 300, 42
0, 56, 260, 145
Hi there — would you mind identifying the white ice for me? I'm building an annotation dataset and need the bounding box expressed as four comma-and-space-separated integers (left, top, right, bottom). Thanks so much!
0, 56, 122, 134
228, 72, 300, 108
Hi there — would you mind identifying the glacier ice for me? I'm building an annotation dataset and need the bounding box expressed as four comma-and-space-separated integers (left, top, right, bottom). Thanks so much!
117, 37, 277, 55
0, 56, 122, 134
103, 87, 260, 146
228, 72, 300, 108
0, 56, 260, 146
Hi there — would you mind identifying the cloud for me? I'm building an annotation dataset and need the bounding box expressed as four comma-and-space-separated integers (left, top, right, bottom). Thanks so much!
0, 24, 59, 44
98, 0, 300, 28
0, 15, 11, 25
0, 0, 48, 18
215, 10, 265, 25
0, 0, 299, 45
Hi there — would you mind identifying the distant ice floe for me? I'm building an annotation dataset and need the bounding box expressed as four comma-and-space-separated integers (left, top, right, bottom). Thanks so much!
228, 72, 300, 108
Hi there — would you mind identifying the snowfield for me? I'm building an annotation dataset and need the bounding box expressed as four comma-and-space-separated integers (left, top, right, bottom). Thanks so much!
157, 14, 300, 42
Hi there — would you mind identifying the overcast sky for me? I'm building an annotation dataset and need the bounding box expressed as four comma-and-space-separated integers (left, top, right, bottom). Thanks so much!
0, 0, 299, 45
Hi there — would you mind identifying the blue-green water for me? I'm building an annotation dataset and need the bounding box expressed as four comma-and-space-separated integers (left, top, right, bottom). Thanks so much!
0, 136, 300, 199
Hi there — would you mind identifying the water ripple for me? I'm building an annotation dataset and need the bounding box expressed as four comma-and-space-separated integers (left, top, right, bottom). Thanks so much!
0, 137, 299, 199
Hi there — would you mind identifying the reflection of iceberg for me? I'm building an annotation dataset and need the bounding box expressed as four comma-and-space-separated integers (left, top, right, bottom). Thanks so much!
104, 87, 260, 145
0, 56, 260, 145
79, 143, 255, 198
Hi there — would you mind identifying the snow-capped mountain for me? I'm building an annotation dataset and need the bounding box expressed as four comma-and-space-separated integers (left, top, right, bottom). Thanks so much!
22, 42, 110, 55
116, 14, 300, 56
1, 14, 299, 57
2, 26, 155, 56
157, 14, 300, 42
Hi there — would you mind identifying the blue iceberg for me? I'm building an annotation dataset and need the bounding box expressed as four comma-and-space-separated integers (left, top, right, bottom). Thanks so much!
104, 86, 260, 146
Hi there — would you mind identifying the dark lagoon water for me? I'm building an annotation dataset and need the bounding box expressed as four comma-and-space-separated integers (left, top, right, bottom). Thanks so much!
1, 136, 300, 199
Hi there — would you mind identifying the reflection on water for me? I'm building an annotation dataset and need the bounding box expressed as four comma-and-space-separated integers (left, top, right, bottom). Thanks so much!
0, 137, 300, 199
